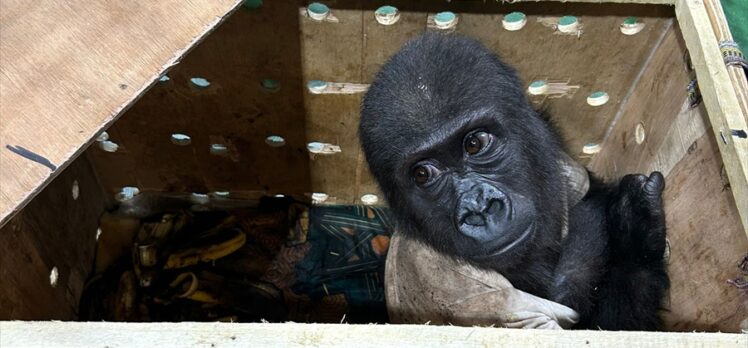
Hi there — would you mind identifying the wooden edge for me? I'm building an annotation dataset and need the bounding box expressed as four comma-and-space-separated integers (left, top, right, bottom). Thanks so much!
703, 0, 748, 123
675, 0, 748, 237
512, 0, 676, 3
0, 322, 745, 347
0, 0, 244, 228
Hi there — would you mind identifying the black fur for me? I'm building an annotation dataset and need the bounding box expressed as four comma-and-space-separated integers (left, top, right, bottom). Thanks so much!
359, 32, 669, 330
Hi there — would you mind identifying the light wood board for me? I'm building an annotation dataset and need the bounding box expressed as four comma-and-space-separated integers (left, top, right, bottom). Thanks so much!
0, 0, 243, 227
674, 0, 748, 236
0, 321, 746, 348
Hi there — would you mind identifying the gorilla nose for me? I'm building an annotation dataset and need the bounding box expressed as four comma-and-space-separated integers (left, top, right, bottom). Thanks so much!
456, 183, 511, 241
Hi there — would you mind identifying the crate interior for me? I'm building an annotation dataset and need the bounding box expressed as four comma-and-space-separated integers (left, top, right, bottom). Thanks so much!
1, 0, 746, 332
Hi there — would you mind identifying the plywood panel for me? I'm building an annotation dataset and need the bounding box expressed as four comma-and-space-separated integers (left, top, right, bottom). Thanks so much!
661, 131, 748, 332
0, 0, 243, 226
0, 155, 105, 319
588, 25, 692, 178
88, 1, 312, 200
455, 4, 675, 161
588, 23, 747, 332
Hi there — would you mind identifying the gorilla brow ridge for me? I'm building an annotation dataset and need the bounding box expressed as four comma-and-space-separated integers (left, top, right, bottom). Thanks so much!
410, 106, 497, 155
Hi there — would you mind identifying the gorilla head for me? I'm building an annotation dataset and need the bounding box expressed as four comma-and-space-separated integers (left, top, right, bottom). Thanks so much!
359, 33, 566, 271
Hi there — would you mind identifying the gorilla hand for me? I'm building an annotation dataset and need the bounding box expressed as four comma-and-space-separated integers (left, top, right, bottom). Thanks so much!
607, 172, 667, 265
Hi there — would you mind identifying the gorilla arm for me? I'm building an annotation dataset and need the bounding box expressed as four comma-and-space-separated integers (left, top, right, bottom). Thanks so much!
386, 231, 580, 329
549, 195, 610, 318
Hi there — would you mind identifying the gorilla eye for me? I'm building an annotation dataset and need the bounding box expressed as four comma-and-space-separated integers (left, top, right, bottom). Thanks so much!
412, 165, 432, 184
464, 131, 491, 155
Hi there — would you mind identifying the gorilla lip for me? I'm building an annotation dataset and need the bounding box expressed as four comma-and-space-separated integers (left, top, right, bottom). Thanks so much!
473, 222, 535, 260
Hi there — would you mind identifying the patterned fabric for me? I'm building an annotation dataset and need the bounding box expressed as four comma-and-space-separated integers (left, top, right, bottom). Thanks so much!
292, 205, 393, 323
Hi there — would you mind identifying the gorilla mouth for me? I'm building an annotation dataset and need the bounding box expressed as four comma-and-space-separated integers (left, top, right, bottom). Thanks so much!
461, 212, 486, 226
473, 222, 535, 260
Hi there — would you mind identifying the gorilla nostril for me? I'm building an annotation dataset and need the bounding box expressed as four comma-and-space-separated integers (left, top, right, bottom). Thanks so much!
486, 199, 504, 215
464, 213, 486, 226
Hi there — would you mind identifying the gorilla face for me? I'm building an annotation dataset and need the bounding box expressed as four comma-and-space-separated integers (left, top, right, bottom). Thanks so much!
406, 123, 540, 260
360, 33, 566, 269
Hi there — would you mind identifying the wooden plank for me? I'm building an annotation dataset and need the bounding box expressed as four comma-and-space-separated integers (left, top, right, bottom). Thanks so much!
675, 0, 748, 236
702, 0, 748, 121
0, 0, 243, 227
300, 4, 365, 204
0, 322, 745, 348
515, 0, 676, 3
0, 154, 106, 320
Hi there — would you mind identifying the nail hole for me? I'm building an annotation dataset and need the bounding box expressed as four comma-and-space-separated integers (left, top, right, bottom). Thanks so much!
375, 5, 399, 25
312, 192, 329, 204
243, 0, 262, 9
119, 84, 128, 90
557, 15, 579, 33
502, 12, 527, 31
99, 140, 119, 152
307, 142, 341, 154
528, 80, 548, 95
96, 131, 109, 142
307, 80, 328, 93
191, 192, 210, 204
261, 79, 280, 92
307, 3, 330, 21
308, 142, 325, 153
159, 75, 171, 83
115, 186, 140, 202
587, 91, 609, 106
72, 180, 79, 200
49, 267, 59, 287
171, 133, 192, 146
582, 143, 601, 155
620, 17, 645, 35
265, 135, 286, 147
190, 77, 211, 88
434, 11, 457, 29
210, 143, 229, 155
361, 194, 379, 205
635, 123, 646, 144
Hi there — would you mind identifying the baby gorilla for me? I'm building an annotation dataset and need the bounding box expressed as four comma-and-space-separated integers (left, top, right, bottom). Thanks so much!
359, 33, 669, 330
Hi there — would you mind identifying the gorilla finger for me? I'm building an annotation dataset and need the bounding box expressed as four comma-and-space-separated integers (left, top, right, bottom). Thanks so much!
645, 171, 665, 194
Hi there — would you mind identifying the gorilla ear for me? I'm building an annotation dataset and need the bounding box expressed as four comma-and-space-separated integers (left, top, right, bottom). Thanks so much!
558, 151, 589, 206
556, 151, 589, 240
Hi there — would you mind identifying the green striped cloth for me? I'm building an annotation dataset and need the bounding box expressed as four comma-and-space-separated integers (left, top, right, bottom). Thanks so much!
722, 0, 747, 50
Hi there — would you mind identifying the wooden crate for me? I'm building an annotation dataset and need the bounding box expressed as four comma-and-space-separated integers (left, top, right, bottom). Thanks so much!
1, 0, 746, 344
